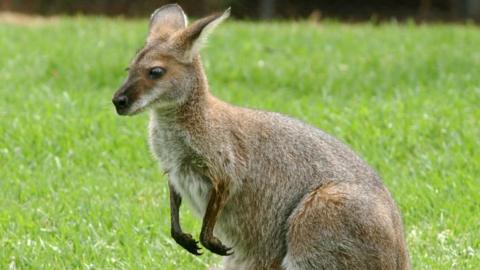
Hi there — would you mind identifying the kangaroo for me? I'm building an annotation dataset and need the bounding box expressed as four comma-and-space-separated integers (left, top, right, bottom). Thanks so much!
112, 4, 410, 270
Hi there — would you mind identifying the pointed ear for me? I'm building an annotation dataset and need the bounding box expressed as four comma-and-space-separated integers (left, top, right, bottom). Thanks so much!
148, 4, 188, 43
170, 8, 230, 62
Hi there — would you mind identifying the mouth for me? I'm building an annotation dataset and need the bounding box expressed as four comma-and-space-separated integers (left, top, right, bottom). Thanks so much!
112, 90, 170, 117
126, 94, 170, 116
113, 99, 150, 116
126, 106, 146, 116
115, 106, 130, 116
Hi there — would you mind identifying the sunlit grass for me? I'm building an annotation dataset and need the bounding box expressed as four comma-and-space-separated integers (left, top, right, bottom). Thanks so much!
0, 17, 479, 269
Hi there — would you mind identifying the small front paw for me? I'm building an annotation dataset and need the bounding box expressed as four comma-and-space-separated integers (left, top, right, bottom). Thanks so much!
201, 236, 233, 256
172, 232, 202, 256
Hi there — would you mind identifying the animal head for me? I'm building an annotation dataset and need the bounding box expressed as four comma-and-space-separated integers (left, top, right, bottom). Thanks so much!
112, 4, 230, 115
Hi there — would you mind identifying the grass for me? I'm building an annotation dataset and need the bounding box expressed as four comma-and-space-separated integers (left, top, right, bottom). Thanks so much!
0, 16, 479, 269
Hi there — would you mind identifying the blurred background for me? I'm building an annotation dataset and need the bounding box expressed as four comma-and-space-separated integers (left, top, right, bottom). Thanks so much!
1, 0, 479, 269
0, 0, 479, 22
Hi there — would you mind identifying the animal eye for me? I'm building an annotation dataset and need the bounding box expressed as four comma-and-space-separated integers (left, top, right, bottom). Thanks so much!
148, 67, 166, 79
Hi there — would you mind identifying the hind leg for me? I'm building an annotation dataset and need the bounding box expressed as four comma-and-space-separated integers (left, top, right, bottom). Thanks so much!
283, 182, 409, 270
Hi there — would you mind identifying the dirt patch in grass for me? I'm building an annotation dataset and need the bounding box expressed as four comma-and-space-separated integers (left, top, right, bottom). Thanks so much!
0, 12, 57, 26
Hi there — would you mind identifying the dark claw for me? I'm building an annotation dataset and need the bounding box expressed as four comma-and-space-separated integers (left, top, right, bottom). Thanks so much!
172, 232, 202, 256
201, 236, 234, 256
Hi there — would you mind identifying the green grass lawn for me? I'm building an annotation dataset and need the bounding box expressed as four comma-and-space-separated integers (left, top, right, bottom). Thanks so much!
0, 16, 479, 269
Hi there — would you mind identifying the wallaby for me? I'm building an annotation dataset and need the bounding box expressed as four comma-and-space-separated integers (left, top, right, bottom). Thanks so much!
112, 4, 410, 270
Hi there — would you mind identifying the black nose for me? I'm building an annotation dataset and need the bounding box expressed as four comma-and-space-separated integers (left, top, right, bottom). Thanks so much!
113, 95, 129, 109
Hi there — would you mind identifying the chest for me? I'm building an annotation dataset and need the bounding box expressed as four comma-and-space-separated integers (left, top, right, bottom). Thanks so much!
148, 118, 211, 216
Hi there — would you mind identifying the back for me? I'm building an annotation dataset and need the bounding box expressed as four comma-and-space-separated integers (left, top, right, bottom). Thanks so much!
239, 108, 381, 187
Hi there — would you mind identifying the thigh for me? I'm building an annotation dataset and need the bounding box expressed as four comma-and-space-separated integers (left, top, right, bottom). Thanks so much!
283, 182, 407, 270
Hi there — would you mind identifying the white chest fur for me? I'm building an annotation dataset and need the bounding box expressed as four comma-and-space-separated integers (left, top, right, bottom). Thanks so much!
148, 112, 211, 217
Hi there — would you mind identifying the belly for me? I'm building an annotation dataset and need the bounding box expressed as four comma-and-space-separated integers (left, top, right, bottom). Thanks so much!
169, 167, 212, 217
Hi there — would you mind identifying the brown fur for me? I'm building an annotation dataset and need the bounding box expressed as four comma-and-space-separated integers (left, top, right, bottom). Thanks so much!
112, 4, 410, 270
